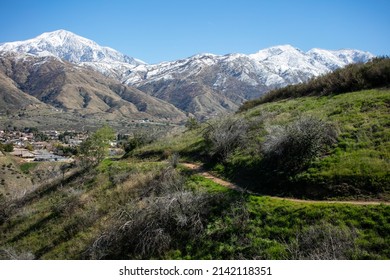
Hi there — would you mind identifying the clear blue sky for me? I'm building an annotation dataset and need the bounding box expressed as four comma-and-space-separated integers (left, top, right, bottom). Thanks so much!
1, 0, 389, 63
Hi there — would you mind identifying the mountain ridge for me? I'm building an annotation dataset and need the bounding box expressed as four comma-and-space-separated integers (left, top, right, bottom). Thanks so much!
0, 30, 375, 119
0, 52, 186, 130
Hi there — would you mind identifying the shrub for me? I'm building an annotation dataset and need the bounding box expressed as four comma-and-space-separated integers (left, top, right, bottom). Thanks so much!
262, 116, 338, 173
169, 152, 180, 168
88, 167, 223, 259
0, 194, 9, 225
0, 247, 35, 260
203, 115, 250, 161
185, 117, 200, 130
123, 131, 158, 153
285, 222, 358, 260
0, 143, 14, 152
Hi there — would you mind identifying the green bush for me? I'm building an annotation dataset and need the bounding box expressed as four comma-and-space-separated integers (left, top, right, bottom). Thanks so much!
0, 143, 14, 152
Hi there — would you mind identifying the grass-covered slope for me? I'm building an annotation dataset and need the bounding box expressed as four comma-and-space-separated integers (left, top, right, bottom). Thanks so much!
240, 89, 389, 199
131, 88, 389, 200
1, 158, 389, 260
135, 58, 390, 199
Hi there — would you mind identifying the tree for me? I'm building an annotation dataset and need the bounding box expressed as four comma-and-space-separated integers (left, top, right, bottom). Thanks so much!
185, 117, 199, 130
79, 125, 115, 167
0, 143, 14, 153
25, 143, 33, 151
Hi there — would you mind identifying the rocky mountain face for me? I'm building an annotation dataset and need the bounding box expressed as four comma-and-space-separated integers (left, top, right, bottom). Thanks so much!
0, 30, 374, 119
0, 53, 186, 123
124, 46, 373, 118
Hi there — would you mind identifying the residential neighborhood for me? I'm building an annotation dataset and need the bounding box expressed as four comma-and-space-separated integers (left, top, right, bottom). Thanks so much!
0, 128, 89, 163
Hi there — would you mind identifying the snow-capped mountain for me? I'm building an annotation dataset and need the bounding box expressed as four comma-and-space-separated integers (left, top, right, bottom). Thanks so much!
126, 44, 372, 87
121, 45, 373, 117
0, 30, 374, 118
0, 30, 144, 78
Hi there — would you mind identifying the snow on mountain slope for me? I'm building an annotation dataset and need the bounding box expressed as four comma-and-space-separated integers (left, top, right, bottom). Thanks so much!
0, 30, 375, 118
124, 44, 373, 89
0, 30, 373, 87
120, 45, 373, 118
307, 48, 373, 70
0, 30, 144, 66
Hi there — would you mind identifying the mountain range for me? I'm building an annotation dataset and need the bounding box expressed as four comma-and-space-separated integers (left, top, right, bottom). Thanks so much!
0, 30, 374, 125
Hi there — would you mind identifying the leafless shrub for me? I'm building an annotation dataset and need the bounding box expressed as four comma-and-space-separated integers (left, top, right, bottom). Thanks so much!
203, 115, 250, 161
107, 164, 131, 186
262, 116, 338, 172
285, 222, 358, 260
49, 189, 82, 217
109, 172, 130, 186
89, 167, 222, 259
0, 194, 11, 225
138, 167, 185, 198
0, 247, 35, 260
169, 152, 180, 168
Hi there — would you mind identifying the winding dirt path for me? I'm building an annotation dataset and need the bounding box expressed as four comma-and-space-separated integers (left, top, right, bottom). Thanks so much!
182, 162, 390, 206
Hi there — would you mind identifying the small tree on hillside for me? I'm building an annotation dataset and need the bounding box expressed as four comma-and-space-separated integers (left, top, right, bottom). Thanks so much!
79, 125, 115, 167
185, 117, 200, 130
0, 143, 14, 153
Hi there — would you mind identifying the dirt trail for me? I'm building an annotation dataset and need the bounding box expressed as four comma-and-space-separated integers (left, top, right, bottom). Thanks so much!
182, 162, 390, 206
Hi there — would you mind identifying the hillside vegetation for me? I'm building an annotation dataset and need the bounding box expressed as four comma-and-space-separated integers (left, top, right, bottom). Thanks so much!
239, 57, 390, 111
1, 158, 389, 260
132, 88, 390, 200
1, 58, 389, 260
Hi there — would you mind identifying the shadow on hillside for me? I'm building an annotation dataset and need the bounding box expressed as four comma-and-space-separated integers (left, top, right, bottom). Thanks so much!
209, 160, 390, 201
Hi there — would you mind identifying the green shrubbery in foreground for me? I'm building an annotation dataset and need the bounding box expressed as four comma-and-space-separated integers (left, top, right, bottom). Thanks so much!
1, 160, 389, 260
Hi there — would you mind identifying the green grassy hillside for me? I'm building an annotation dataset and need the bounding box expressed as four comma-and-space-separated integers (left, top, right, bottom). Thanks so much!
1, 158, 389, 260
240, 89, 389, 199
131, 88, 390, 200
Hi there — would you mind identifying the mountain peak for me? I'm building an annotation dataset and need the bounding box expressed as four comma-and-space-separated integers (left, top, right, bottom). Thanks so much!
36, 29, 85, 44
43, 29, 74, 36
40, 29, 76, 37
249, 44, 304, 61
266, 44, 298, 51
0, 30, 143, 66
